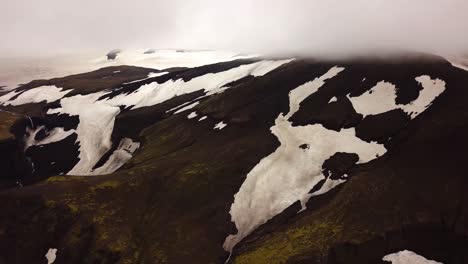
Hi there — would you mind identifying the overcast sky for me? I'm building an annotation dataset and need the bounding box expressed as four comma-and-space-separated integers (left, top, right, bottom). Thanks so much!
2, 0, 468, 57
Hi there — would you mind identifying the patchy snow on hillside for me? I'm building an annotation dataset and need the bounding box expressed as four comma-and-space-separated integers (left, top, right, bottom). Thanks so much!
23, 126, 75, 151
348, 76, 445, 118
187, 112, 198, 119
174, 101, 200, 114
91, 138, 140, 175
34, 59, 290, 175
328, 96, 338, 103
214, 121, 227, 130
48, 92, 119, 175
224, 68, 447, 253
224, 66, 388, 252
1, 58, 292, 176
0, 85, 71, 106
102, 59, 293, 109
93, 49, 257, 70
45, 248, 57, 264
383, 250, 443, 264
123, 72, 168, 84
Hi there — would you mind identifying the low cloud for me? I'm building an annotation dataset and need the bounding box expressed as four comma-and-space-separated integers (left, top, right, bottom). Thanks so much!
1, 0, 467, 57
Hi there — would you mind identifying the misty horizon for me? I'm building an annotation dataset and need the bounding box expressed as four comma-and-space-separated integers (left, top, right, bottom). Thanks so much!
2, 0, 468, 58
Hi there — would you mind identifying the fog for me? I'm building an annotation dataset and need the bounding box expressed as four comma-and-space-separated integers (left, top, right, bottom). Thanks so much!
1, 0, 468, 57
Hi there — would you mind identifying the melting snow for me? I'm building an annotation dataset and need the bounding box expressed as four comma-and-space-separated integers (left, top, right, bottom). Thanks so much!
90, 138, 140, 175
0, 85, 71, 106
45, 248, 57, 264
348, 76, 445, 118
102, 59, 293, 110
198, 116, 207, 121
48, 92, 120, 175
1, 58, 292, 176
224, 70, 447, 252
23, 126, 76, 151
214, 121, 227, 130
123, 72, 168, 84
187, 112, 198, 119
328, 96, 338, 103
174, 101, 200, 114
383, 250, 443, 264
224, 67, 387, 251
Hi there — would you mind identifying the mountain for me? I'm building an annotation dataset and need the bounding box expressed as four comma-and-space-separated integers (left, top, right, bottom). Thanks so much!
0, 51, 467, 264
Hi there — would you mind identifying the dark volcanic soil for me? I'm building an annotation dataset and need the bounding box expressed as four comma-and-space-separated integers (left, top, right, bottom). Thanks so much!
0, 55, 467, 264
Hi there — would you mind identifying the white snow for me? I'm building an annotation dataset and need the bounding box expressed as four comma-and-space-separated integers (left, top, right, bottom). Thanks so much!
383, 250, 443, 264
45, 248, 57, 264
147, 72, 168, 78
250, 59, 294, 76
48, 92, 120, 175
102, 59, 293, 110
285, 67, 345, 120
92, 49, 258, 70
214, 121, 227, 130
113, 70, 121, 74
3, 57, 291, 176
0, 85, 72, 106
0, 90, 21, 102
328, 96, 338, 103
449, 62, 468, 72
174, 101, 200, 114
123, 72, 168, 84
187, 112, 198, 119
198, 116, 207, 121
224, 70, 447, 253
90, 138, 140, 175
348, 76, 445, 118
224, 66, 388, 252
23, 126, 76, 151
443, 55, 468, 72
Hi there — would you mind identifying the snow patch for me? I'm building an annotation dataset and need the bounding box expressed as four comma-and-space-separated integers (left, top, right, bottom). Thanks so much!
0, 85, 72, 106
45, 248, 57, 264
328, 96, 338, 103
93, 49, 258, 70
214, 121, 227, 130
348, 76, 445, 118
198, 116, 207, 121
383, 250, 443, 264
23, 126, 75, 151
187, 112, 198, 119
250, 59, 294, 76
174, 101, 200, 114
90, 138, 140, 175
123, 72, 168, 84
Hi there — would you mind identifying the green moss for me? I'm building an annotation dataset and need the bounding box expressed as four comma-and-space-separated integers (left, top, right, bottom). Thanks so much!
46, 176, 70, 182
234, 220, 343, 264
91, 180, 121, 190
67, 203, 79, 214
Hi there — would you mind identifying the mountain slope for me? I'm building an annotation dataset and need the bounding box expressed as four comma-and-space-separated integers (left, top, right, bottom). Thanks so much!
0, 53, 467, 264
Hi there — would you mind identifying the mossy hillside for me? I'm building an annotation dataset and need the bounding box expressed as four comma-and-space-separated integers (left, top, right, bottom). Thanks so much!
0, 111, 19, 140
